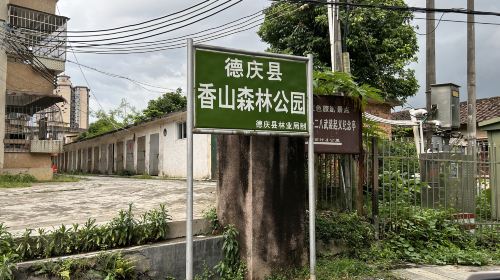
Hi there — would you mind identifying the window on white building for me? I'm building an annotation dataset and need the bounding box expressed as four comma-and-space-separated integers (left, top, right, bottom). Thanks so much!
177, 122, 187, 139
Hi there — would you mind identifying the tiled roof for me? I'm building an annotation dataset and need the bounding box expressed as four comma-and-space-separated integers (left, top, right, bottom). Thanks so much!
391, 96, 500, 124
459, 96, 500, 124
391, 110, 412, 121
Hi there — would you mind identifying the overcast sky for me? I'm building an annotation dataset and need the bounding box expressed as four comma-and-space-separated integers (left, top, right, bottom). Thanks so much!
57, 0, 500, 116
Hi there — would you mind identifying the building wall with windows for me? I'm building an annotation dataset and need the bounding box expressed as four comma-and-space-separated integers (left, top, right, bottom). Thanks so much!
60, 111, 214, 179
1, 0, 67, 179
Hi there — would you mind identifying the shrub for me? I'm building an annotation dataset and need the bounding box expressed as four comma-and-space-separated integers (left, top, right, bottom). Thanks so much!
369, 207, 499, 266
316, 211, 374, 256
0, 204, 171, 262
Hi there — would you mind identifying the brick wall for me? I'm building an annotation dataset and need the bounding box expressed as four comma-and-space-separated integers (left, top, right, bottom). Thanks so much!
365, 101, 393, 137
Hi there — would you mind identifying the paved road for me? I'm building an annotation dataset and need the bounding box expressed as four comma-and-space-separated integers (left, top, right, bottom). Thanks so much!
0, 176, 216, 233
394, 265, 500, 280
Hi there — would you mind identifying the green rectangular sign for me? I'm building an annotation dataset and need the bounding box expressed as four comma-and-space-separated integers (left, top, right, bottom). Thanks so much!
193, 47, 309, 134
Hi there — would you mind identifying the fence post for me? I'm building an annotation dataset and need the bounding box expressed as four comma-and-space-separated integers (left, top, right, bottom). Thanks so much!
372, 137, 379, 239
356, 152, 365, 215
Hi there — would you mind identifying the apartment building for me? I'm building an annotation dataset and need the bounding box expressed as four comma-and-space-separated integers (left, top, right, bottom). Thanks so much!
1, 0, 68, 180
54, 75, 90, 143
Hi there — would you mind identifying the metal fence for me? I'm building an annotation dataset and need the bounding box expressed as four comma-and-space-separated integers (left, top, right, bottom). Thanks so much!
317, 137, 500, 232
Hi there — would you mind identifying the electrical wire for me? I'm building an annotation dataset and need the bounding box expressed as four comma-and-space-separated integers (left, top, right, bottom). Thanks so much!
292, 0, 500, 17
12, 0, 243, 45
66, 59, 178, 93
68, 11, 264, 49
3, 3, 299, 55
415, 13, 445, 36
68, 42, 129, 132
34, 0, 222, 38
63, 0, 219, 34
59, 4, 302, 55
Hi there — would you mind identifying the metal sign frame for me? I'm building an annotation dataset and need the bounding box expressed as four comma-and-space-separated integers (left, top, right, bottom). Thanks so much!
185, 38, 316, 280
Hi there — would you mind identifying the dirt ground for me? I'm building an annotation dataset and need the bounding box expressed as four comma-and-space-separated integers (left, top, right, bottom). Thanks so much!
0, 176, 216, 233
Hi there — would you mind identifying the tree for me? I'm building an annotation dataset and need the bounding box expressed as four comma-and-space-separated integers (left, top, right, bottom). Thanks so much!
80, 89, 186, 139
78, 109, 122, 140
137, 88, 186, 121
258, 0, 419, 102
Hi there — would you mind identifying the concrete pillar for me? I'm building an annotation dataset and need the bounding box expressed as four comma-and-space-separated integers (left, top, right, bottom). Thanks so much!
217, 135, 307, 280
0, 0, 8, 169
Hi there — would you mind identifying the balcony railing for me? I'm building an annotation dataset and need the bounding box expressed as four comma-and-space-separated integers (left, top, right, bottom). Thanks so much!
7, 5, 68, 72
4, 139, 63, 154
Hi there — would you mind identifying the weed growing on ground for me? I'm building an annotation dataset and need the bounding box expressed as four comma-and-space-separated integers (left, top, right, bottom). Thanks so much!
266, 257, 403, 280
46, 174, 81, 183
0, 174, 37, 188
363, 207, 500, 267
203, 207, 221, 235
33, 252, 136, 280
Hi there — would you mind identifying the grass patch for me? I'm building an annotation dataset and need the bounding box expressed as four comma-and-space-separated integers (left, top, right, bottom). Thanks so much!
0, 173, 81, 188
266, 257, 402, 280
0, 174, 37, 189
46, 174, 81, 183
131, 174, 154, 180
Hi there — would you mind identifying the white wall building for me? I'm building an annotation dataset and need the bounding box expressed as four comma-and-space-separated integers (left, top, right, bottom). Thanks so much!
59, 111, 215, 179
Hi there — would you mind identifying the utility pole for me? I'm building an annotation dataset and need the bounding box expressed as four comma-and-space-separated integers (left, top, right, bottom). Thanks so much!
327, 2, 335, 71
426, 0, 436, 149
467, 0, 477, 213
467, 0, 477, 149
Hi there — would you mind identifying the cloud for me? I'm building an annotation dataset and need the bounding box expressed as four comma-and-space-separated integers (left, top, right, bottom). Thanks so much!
402, 0, 500, 110
58, 0, 500, 116
58, 0, 270, 116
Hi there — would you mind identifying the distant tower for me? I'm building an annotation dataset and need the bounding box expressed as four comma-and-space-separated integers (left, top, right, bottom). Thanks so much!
55, 75, 72, 128
71, 86, 90, 130
54, 75, 90, 143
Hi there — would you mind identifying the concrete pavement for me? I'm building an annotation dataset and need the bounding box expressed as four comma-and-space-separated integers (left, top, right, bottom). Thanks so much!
394, 265, 500, 280
0, 175, 216, 233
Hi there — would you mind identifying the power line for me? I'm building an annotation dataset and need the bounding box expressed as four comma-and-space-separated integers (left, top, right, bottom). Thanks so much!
48, 0, 221, 38
66, 59, 178, 93
413, 16, 500, 27
415, 13, 445, 36
293, 0, 500, 17
66, 17, 265, 53
68, 42, 128, 132
68, 11, 264, 49
58, 4, 301, 55
64, 0, 218, 34
13, 0, 243, 45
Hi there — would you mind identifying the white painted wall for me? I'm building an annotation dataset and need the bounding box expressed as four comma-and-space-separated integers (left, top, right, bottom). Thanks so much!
62, 112, 213, 180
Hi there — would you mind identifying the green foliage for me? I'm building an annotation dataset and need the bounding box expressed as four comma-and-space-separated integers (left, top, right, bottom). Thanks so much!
215, 225, 246, 280
379, 170, 427, 216
0, 204, 171, 262
314, 71, 382, 109
78, 105, 127, 140
80, 90, 185, 140
266, 257, 400, 280
392, 126, 414, 138
258, 0, 419, 102
133, 88, 186, 123
367, 207, 500, 266
193, 225, 246, 280
316, 211, 374, 256
0, 253, 16, 280
0, 174, 37, 188
48, 174, 81, 183
476, 188, 492, 220
203, 207, 221, 235
33, 252, 136, 280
